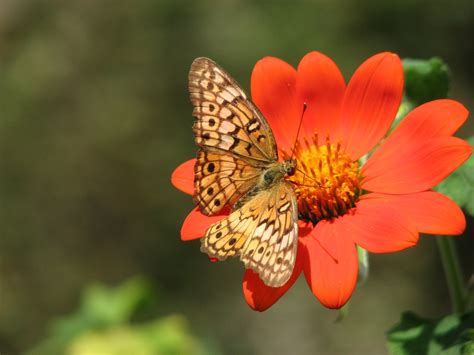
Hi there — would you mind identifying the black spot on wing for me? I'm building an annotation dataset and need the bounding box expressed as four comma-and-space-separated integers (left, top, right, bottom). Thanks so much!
246, 118, 260, 133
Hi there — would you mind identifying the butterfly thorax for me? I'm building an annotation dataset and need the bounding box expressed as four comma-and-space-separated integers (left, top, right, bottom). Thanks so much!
261, 159, 296, 188
232, 159, 296, 211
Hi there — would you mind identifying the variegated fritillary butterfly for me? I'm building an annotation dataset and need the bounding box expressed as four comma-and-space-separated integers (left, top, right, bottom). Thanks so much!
188, 58, 298, 287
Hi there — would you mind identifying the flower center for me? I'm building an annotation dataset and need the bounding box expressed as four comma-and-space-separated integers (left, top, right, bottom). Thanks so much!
286, 134, 361, 223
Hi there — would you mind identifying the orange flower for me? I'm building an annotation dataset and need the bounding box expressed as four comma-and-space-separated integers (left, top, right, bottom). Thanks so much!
171, 52, 472, 311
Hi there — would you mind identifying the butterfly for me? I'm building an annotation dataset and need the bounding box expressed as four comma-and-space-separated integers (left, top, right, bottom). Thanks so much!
188, 57, 299, 287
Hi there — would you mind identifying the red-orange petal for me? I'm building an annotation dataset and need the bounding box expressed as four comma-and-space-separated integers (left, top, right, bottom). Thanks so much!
171, 159, 195, 196
296, 51, 346, 145
337, 52, 404, 160
242, 241, 304, 311
180, 207, 228, 241
251, 57, 300, 151
360, 192, 466, 236
364, 100, 469, 170
362, 136, 472, 194
343, 198, 419, 253
302, 220, 358, 309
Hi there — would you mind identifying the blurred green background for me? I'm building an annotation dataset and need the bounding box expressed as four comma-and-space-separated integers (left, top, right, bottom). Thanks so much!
0, 0, 473, 354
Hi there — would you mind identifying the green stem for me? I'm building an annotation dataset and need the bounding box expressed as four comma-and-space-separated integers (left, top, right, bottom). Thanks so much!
357, 246, 369, 286
436, 237, 466, 313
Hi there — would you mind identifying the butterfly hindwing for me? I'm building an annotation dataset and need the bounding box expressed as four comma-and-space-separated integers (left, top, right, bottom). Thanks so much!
189, 57, 277, 163
201, 182, 298, 287
240, 182, 298, 287
194, 150, 261, 215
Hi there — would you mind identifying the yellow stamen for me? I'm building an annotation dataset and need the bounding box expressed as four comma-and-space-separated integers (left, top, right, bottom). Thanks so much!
286, 133, 361, 223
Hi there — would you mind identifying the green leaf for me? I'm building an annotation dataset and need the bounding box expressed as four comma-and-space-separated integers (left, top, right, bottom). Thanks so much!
51, 277, 154, 340
79, 276, 154, 326
387, 311, 474, 355
66, 315, 214, 355
434, 136, 474, 216
26, 277, 155, 355
26, 277, 220, 355
403, 57, 450, 105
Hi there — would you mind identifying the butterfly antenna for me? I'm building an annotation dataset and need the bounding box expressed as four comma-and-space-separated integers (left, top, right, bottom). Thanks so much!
293, 167, 321, 187
289, 102, 307, 161
287, 102, 322, 188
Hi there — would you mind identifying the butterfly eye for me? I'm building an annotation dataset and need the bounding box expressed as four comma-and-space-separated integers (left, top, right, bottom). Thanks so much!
286, 165, 295, 176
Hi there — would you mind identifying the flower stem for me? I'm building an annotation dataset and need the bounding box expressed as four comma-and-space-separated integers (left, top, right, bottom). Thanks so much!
357, 246, 369, 286
436, 237, 466, 314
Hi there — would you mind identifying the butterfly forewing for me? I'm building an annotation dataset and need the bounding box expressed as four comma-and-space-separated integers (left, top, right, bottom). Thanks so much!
201, 182, 298, 287
189, 57, 279, 215
189, 57, 278, 163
